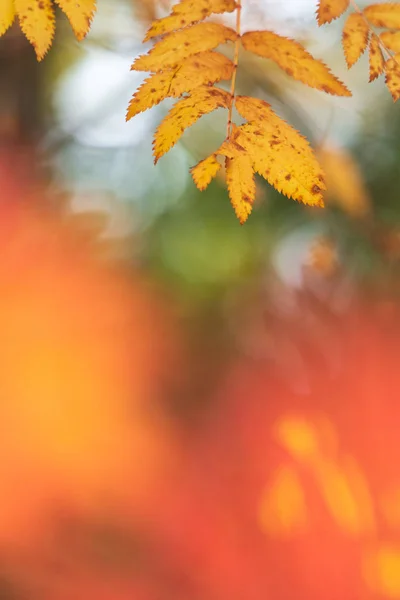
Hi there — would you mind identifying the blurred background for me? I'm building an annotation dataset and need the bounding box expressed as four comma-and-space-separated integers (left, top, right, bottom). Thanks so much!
2, 0, 400, 598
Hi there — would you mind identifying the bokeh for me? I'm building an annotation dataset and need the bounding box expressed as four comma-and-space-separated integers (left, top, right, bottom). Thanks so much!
1, 1, 400, 598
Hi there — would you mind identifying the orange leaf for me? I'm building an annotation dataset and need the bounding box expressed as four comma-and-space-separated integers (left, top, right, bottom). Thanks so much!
225, 153, 256, 224
153, 86, 230, 162
191, 154, 221, 191
143, 0, 237, 41
342, 13, 369, 68
369, 33, 385, 81
385, 55, 400, 100
132, 22, 238, 72
0, 0, 15, 36
241, 30, 351, 96
15, 0, 55, 60
364, 3, 400, 29
126, 51, 234, 119
317, 0, 350, 25
54, 0, 96, 41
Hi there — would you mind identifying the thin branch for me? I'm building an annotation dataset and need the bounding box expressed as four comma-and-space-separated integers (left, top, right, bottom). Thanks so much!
226, 0, 242, 139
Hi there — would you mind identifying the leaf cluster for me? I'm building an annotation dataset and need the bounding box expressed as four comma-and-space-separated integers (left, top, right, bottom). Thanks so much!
318, 0, 400, 99
127, 0, 354, 223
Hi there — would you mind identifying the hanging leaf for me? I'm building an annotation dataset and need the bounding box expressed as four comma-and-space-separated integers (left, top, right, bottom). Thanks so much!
364, 3, 400, 29
0, 0, 15, 36
380, 30, 400, 53
385, 55, 400, 100
342, 13, 369, 67
190, 154, 222, 191
231, 96, 325, 207
317, 0, 350, 26
143, 0, 237, 41
127, 51, 234, 119
241, 30, 351, 96
369, 33, 385, 81
15, 0, 55, 61
153, 86, 230, 162
55, 0, 95, 41
225, 153, 256, 224
132, 22, 238, 72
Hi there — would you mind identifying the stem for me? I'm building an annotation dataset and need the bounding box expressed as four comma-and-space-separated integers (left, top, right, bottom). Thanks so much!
226, 0, 241, 139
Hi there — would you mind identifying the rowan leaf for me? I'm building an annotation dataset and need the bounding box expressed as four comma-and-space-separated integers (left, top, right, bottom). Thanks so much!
0, 0, 15, 36
153, 86, 230, 162
143, 0, 237, 41
190, 153, 221, 191
380, 30, 400, 53
364, 3, 400, 29
369, 33, 385, 81
342, 13, 369, 68
132, 22, 238, 72
317, 0, 350, 25
385, 55, 400, 100
241, 30, 351, 96
15, 0, 55, 61
127, 51, 234, 119
233, 96, 325, 207
54, 0, 96, 41
225, 154, 255, 224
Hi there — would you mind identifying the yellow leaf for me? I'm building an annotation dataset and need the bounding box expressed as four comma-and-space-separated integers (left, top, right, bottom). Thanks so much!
15, 0, 55, 61
241, 30, 351, 96
143, 0, 237, 41
380, 30, 400, 52
133, 22, 238, 72
0, 0, 15, 36
317, 145, 371, 217
54, 0, 96, 41
190, 154, 221, 191
369, 33, 385, 81
225, 153, 255, 224
153, 86, 230, 162
364, 3, 400, 29
126, 51, 234, 119
317, 0, 350, 25
233, 96, 325, 206
385, 55, 400, 100
342, 13, 369, 67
